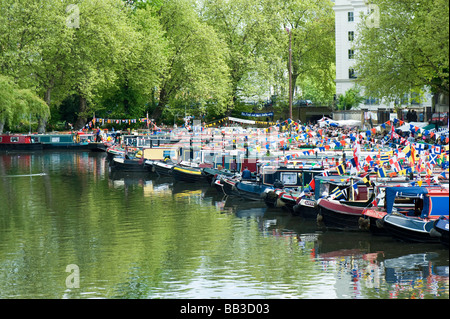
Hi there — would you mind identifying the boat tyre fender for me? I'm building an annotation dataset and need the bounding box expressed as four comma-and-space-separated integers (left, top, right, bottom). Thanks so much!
316, 213, 323, 223
430, 219, 443, 237
376, 218, 384, 229
358, 217, 370, 230
429, 228, 442, 238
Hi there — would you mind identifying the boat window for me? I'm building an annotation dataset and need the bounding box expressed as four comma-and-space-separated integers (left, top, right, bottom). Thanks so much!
10, 137, 19, 142
319, 182, 330, 197
280, 172, 297, 185
0, 137, 2, 143
51, 137, 60, 143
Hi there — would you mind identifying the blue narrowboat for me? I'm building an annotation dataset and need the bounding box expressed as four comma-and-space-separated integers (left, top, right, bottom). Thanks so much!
380, 187, 449, 243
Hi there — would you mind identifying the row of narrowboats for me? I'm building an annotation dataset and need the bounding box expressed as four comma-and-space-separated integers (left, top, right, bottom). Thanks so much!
106, 140, 449, 249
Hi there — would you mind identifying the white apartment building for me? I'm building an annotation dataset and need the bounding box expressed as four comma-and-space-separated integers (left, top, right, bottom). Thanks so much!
333, 0, 433, 120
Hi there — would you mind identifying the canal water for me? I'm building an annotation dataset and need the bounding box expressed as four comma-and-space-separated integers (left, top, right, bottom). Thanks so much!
0, 151, 448, 299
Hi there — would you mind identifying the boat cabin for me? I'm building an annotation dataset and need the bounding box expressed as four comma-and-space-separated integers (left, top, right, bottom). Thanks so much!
261, 165, 324, 189
0, 134, 34, 144
385, 186, 449, 219
314, 175, 371, 201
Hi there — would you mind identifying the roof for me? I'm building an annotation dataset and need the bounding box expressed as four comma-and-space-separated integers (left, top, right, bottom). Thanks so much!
385, 186, 429, 217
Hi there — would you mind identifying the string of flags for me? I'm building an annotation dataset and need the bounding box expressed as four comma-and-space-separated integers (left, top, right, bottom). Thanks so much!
87, 117, 152, 128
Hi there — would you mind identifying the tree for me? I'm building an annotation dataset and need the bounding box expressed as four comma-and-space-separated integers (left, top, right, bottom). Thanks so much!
200, 0, 282, 111
97, 3, 168, 119
67, 0, 140, 129
0, 75, 49, 133
336, 86, 365, 110
277, 0, 335, 108
354, 0, 449, 102
150, 0, 231, 121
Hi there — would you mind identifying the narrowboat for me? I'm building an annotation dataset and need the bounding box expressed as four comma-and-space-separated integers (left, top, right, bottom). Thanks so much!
37, 133, 90, 150
109, 157, 152, 172
293, 175, 369, 220
217, 175, 241, 197
316, 177, 375, 231
239, 164, 323, 202
262, 166, 324, 209
0, 134, 43, 151
171, 165, 207, 183
379, 187, 449, 243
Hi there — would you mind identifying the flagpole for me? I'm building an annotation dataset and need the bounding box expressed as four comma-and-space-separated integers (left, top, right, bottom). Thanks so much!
286, 27, 293, 120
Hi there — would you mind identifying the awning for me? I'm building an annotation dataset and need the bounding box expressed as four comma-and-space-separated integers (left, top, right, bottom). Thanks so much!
228, 117, 256, 124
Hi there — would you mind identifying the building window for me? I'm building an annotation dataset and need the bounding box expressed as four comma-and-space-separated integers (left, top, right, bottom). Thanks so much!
348, 12, 354, 22
348, 31, 354, 41
365, 97, 380, 105
349, 68, 357, 79
348, 49, 354, 59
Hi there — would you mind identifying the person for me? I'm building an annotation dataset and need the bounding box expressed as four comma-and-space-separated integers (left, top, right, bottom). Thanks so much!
241, 166, 252, 179
406, 110, 411, 122
95, 128, 102, 142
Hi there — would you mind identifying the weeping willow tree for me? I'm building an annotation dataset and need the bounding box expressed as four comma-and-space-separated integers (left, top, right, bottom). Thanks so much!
0, 75, 49, 133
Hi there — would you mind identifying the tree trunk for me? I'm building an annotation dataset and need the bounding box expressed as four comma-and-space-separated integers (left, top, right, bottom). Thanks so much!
123, 79, 129, 114
151, 88, 167, 121
74, 96, 88, 130
37, 87, 52, 133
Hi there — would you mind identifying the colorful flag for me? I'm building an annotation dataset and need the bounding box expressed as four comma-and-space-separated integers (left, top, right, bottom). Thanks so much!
377, 167, 387, 178
380, 154, 389, 162
309, 179, 315, 191
337, 163, 346, 175
330, 187, 346, 200
352, 182, 359, 194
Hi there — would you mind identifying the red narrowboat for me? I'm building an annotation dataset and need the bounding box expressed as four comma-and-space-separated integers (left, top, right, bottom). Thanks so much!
0, 134, 43, 151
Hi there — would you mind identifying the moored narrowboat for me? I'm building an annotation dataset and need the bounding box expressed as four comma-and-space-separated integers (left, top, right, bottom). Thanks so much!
0, 134, 43, 151
377, 187, 449, 243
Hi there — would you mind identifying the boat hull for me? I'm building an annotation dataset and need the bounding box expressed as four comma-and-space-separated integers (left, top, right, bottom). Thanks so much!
110, 158, 151, 172
219, 177, 240, 196
382, 213, 441, 243
153, 161, 174, 176
172, 166, 207, 183
318, 198, 368, 231
0, 143, 43, 151
293, 198, 318, 219
235, 181, 270, 201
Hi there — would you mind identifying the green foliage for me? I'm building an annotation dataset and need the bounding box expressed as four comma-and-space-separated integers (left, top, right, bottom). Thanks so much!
336, 86, 365, 110
355, 0, 449, 101
0, 0, 336, 131
0, 75, 49, 131
150, 0, 232, 120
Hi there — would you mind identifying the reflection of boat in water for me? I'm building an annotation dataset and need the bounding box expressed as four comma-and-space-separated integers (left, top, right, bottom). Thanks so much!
383, 253, 449, 289
235, 206, 267, 218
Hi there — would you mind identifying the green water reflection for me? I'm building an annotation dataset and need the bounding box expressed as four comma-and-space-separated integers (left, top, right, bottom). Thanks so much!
0, 152, 448, 299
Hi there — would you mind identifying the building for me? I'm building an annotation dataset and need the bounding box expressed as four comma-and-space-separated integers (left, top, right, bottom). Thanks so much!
333, 0, 433, 124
